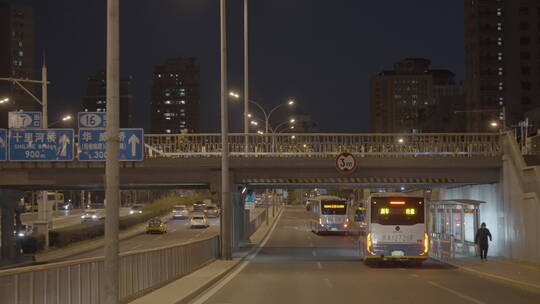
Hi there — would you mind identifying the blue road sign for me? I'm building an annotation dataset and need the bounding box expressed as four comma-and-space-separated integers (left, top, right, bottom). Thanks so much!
78, 112, 107, 129
8, 112, 42, 129
78, 128, 144, 161
9, 129, 74, 161
0, 129, 6, 161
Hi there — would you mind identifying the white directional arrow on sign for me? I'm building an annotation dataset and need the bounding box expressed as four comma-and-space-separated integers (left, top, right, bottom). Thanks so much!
128, 134, 140, 157
58, 134, 71, 157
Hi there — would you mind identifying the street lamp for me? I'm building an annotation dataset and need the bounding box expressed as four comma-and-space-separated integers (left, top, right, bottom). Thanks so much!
48, 115, 72, 127
0, 97, 9, 104
229, 91, 296, 133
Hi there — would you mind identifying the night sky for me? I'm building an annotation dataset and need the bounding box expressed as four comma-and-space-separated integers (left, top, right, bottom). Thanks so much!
7, 0, 464, 133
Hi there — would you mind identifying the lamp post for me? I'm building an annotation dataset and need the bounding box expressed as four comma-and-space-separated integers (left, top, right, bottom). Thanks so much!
220, 0, 231, 261
48, 115, 72, 127
104, 0, 121, 302
454, 107, 507, 131
0, 62, 49, 127
230, 92, 295, 133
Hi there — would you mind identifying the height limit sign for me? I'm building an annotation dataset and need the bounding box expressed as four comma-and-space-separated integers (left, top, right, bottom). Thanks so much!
336, 152, 356, 174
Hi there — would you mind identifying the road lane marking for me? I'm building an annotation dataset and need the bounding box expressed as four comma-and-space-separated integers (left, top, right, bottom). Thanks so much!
323, 278, 333, 289
317, 262, 323, 269
427, 281, 485, 304
410, 274, 419, 278
191, 208, 284, 304
399, 268, 406, 271
312, 251, 317, 257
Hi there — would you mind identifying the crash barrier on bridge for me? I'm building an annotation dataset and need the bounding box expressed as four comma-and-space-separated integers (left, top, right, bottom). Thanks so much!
144, 133, 501, 158
245, 208, 268, 238
0, 235, 219, 304
429, 233, 454, 262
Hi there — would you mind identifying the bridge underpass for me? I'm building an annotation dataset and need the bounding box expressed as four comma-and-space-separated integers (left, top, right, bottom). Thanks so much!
1, 132, 539, 303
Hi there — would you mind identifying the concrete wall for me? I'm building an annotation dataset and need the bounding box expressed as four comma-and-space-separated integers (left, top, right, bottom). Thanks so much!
440, 133, 540, 264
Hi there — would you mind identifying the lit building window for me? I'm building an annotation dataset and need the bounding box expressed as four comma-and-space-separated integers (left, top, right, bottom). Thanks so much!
180, 100, 186, 104
165, 129, 171, 134
164, 100, 171, 104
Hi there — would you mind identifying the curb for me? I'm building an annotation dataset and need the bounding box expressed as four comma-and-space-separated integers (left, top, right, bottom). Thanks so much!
174, 207, 284, 304
444, 260, 540, 294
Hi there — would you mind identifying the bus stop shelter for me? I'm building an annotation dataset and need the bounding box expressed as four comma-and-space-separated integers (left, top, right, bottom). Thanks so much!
428, 199, 484, 261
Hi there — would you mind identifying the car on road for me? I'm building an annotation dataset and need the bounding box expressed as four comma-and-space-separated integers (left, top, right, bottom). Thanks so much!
146, 218, 166, 234
14, 224, 35, 239
80, 210, 105, 223
204, 206, 220, 218
190, 214, 209, 228
192, 201, 206, 213
171, 205, 189, 219
129, 204, 144, 215
58, 201, 73, 211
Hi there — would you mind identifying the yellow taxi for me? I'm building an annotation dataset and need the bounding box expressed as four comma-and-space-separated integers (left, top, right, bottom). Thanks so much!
145, 218, 167, 234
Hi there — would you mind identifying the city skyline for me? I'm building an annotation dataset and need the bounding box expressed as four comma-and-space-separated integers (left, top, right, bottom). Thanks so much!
0, 0, 465, 133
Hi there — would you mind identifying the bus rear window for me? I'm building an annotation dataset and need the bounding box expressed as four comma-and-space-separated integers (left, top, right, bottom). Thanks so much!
371, 197, 424, 225
321, 202, 347, 215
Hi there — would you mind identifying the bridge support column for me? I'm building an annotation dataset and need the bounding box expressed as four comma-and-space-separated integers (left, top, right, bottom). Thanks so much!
0, 189, 24, 265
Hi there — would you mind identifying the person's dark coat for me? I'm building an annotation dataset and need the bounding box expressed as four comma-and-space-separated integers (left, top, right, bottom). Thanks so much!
475, 227, 492, 248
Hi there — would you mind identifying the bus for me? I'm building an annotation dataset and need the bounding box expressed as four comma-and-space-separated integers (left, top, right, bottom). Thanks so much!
309, 196, 350, 234
358, 193, 429, 264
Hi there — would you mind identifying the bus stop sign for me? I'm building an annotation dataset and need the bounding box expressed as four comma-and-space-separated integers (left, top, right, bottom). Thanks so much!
336, 152, 356, 174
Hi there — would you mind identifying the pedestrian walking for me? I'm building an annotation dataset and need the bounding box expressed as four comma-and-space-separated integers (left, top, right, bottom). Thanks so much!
474, 222, 492, 261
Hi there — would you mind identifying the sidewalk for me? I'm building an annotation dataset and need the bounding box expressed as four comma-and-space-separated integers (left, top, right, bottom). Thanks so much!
448, 256, 540, 293
129, 206, 284, 304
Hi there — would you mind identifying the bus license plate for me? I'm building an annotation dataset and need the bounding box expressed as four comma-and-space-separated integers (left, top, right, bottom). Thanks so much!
330, 228, 338, 231
391, 250, 405, 257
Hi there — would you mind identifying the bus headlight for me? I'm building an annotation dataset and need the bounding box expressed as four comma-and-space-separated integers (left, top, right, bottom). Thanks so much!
421, 233, 429, 255
366, 233, 375, 255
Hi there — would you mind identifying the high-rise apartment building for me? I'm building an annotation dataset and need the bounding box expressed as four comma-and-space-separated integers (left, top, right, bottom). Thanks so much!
370, 58, 465, 133
0, 3, 37, 128
465, 0, 540, 131
82, 70, 133, 128
151, 57, 200, 134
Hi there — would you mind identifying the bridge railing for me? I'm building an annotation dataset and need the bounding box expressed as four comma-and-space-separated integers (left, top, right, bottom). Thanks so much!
144, 133, 501, 158
0, 236, 219, 304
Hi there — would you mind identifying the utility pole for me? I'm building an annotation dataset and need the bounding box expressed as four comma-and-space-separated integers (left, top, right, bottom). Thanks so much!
42, 59, 48, 128
244, 0, 249, 153
104, 0, 120, 302
220, 0, 231, 260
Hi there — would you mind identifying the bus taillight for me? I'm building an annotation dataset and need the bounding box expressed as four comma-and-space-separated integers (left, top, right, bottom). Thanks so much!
421, 233, 429, 255
367, 233, 375, 255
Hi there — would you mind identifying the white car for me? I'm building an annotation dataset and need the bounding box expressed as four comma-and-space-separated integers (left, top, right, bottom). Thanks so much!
190, 215, 209, 228
129, 204, 143, 215
81, 210, 105, 223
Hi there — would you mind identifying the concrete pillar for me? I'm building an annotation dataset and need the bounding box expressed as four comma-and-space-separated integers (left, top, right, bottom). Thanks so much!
0, 189, 24, 264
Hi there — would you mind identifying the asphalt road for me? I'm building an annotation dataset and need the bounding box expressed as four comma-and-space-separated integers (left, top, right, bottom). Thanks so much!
191, 206, 540, 304
62, 206, 266, 261
64, 216, 220, 260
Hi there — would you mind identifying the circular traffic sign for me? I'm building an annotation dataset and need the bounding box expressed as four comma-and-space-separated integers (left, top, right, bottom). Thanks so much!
335, 152, 356, 174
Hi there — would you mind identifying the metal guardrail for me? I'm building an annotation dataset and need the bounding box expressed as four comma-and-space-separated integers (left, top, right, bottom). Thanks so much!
0, 236, 219, 304
144, 133, 501, 158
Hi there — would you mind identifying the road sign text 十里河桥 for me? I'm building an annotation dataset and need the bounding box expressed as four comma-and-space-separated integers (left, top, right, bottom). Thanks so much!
335, 152, 357, 174
0, 129, 6, 161
9, 112, 42, 129
8, 129, 74, 161
78, 128, 144, 161
78, 112, 107, 129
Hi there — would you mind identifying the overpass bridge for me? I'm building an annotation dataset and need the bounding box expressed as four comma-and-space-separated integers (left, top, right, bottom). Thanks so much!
0, 133, 502, 190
